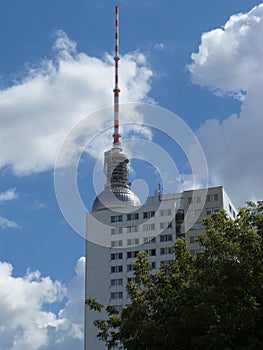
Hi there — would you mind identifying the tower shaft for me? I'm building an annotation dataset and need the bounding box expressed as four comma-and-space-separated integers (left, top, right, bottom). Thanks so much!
103, 5, 129, 190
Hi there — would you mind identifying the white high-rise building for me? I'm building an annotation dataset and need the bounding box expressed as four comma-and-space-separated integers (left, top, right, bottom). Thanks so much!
84, 185, 236, 350
84, 6, 236, 350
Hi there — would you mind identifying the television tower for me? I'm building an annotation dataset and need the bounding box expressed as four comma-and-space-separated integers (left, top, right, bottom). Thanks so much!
85, 8, 141, 350
92, 6, 141, 211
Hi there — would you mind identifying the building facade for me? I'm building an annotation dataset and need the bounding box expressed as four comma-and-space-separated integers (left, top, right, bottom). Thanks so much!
84, 185, 236, 350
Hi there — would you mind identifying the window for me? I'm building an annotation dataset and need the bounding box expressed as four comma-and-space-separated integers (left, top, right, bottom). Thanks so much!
189, 210, 195, 218
176, 210, 184, 222
127, 251, 139, 259
127, 264, 133, 272
189, 222, 203, 231
196, 196, 201, 203
160, 222, 165, 229
206, 194, 218, 202
110, 292, 123, 300
188, 196, 201, 205
145, 249, 156, 256
206, 208, 213, 216
111, 265, 123, 273
114, 305, 123, 312
160, 222, 173, 230
110, 253, 123, 260
127, 226, 138, 233
189, 236, 196, 244
151, 262, 156, 269
143, 236, 156, 244
206, 207, 220, 216
160, 247, 173, 255
127, 213, 139, 221
111, 227, 123, 235
159, 208, 172, 217
189, 209, 202, 218
196, 209, 202, 217
111, 240, 123, 248
127, 238, 139, 246
197, 222, 203, 230
111, 215, 123, 223
143, 211, 155, 219
127, 277, 136, 283
143, 223, 155, 232
110, 278, 123, 286
160, 234, 173, 242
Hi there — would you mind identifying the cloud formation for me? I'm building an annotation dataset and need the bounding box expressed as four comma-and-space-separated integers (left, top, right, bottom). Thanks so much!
0, 216, 18, 229
0, 188, 17, 203
0, 257, 85, 350
46, 257, 85, 349
0, 189, 18, 229
0, 30, 153, 175
188, 4, 263, 97
188, 4, 263, 205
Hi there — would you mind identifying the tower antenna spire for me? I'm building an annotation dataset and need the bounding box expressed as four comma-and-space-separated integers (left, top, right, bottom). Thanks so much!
113, 5, 121, 145
91, 5, 141, 211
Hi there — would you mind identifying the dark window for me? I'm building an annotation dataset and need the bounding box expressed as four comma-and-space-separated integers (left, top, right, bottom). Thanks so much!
127, 213, 139, 221
207, 194, 218, 202
176, 210, 184, 222
145, 249, 156, 256
160, 234, 173, 242
143, 211, 155, 219
160, 247, 173, 255
111, 215, 123, 223
127, 251, 139, 259
111, 265, 123, 273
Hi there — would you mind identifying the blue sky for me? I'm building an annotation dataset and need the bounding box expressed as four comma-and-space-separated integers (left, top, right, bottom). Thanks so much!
0, 1, 263, 349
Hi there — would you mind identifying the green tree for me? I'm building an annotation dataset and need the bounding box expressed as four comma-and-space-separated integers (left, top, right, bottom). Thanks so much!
87, 202, 263, 350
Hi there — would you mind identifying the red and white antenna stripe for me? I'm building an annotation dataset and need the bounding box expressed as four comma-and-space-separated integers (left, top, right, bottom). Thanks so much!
113, 5, 121, 145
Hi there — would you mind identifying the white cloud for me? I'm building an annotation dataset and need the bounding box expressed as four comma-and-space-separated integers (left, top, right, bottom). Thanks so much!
0, 257, 85, 350
188, 4, 263, 96
33, 200, 48, 210
0, 188, 17, 203
0, 216, 18, 229
0, 30, 153, 175
188, 4, 263, 206
0, 261, 65, 349
47, 257, 85, 349
153, 42, 167, 51
0, 189, 18, 229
